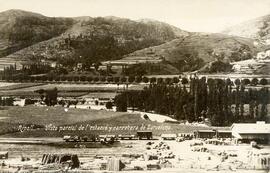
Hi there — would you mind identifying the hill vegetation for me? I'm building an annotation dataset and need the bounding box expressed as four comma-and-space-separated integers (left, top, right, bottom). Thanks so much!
125, 33, 257, 73
0, 9, 74, 57
115, 78, 270, 126
0, 9, 264, 75
3, 10, 187, 67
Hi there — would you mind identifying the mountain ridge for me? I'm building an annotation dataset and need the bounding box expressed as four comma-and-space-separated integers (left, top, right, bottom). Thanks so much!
223, 14, 270, 43
0, 9, 263, 74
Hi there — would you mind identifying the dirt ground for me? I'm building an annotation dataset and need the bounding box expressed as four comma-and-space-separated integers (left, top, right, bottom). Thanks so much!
0, 138, 269, 172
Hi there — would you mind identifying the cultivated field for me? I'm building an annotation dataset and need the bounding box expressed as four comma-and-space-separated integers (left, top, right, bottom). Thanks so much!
0, 83, 45, 90
0, 82, 146, 97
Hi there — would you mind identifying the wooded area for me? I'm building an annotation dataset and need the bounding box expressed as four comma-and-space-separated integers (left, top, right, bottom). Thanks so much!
115, 78, 269, 126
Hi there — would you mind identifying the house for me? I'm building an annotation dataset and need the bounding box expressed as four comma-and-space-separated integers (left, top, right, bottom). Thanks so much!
216, 130, 232, 138
194, 129, 216, 139
231, 121, 270, 144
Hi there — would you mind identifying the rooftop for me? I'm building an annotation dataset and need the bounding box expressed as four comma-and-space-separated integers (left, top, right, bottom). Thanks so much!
231, 122, 270, 134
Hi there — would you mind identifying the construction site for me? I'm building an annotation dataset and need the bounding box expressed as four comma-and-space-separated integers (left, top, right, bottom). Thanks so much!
0, 130, 269, 173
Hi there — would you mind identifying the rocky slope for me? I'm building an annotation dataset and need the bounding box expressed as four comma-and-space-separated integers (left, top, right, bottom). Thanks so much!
223, 14, 270, 44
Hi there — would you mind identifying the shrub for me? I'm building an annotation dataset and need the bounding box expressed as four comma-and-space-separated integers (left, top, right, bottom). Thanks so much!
260, 78, 268, 85
128, 76, 135, 83
157, 78, 163, 84
87, 76, 93, 82
107, 76, 113, 83
114, 76, 120, 83
165, 78, 172, 84
181, 77, 189, 85
120, 76, 127, 83
135, 76, 142, 83
251, 78, 258, 86
142, 77, 149, 83
150, 77, 156, 83
241, 78, 251, 85
172, 77, 179, 84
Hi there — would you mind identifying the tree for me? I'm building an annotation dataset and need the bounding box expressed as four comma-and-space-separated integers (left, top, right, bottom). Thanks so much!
94, 76, 99, 82
172, 77, 179, 84
234, 78, 241, 86
44, 87, 58, 106
181, 77, 189, 85
241, 78, 250, 85
106, 101, 113, 109
100, 76, 106, 82
113, 76, 120, 83
120, 76, 127, 83
207, 61, 232, 73
106, 76, 113, 83
128, 76, 135, 83
114, 93, 127, 112
150, 77, 156, 83
225, 78, 233, 85
80, 76, 86, 82
87, 76, 93, 82
113, 77, 270, 126
165, 78, 172, 85
74, 76, 79, 82
251, 78, 259, 86
157, 78, 163, 84
142, 76, 149, 83
259, 78, 268, 85
135, 76, 142, 83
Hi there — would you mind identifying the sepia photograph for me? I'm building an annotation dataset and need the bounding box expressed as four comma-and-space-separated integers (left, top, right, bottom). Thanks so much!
0, 0, 269, 172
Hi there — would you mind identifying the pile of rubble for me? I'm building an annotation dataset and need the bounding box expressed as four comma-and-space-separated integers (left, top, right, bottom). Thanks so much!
123, 141, 176, 170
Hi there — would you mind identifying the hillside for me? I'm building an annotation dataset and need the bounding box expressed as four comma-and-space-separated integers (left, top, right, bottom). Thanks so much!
223, 14, 270, 44
124, 33, 258, 72
0, 9, 263, 74
2, 10, 188, 69
0, 9, 74, 57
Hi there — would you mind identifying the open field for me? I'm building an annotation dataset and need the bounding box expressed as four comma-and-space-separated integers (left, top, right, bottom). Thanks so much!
0, 82, 146, 97
0, 106, 129, 136
0, 83, 45, 90
0, 106, 128, 126
0, 106, 228, 137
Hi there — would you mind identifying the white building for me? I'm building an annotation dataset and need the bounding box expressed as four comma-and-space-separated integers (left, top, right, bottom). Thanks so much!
231, 121, 270, 144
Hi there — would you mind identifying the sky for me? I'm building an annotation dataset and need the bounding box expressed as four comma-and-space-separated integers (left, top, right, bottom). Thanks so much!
1, 0, 270, 33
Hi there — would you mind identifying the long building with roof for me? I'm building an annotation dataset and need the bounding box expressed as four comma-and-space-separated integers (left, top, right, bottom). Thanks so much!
231, 121, 270, 144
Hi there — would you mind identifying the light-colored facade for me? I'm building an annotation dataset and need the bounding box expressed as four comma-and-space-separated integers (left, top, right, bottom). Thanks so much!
231, 121, 270, 143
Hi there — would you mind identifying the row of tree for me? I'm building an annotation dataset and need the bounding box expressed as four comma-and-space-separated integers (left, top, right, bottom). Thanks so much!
0, 68, 268, 86
0, 97, 14, 106
114, 78, 269, 126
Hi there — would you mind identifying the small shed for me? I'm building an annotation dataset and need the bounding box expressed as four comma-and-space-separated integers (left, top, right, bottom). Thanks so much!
137, 131, 153, 140
194, 130, 216, 139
